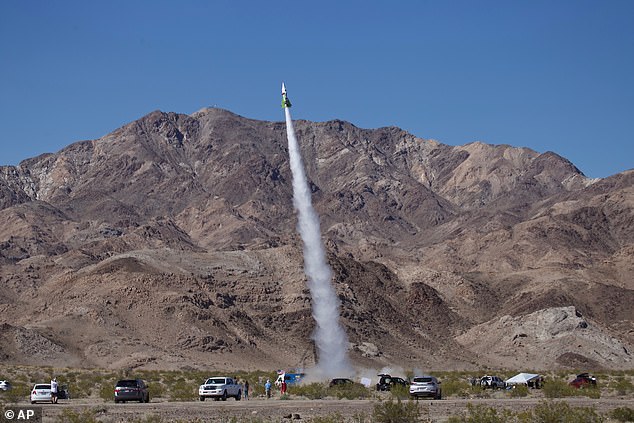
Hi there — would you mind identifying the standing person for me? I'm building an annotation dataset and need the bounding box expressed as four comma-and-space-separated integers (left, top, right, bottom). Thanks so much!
281, 380, 287, 395
265, 379, 271, 399
50, 377, 58, 404
244, 380, 249, 400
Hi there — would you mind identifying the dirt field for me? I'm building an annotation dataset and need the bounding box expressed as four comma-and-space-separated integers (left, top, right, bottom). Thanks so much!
8, 396, 634, 422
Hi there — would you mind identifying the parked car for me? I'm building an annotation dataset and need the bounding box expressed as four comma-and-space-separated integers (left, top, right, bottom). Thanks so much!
409, 375, 442, 399
57, 384, 71, 399
114, 379, 149, 403
569, 373, 597, 388
376, 374, 408, 391
0, 380, 11, 391
480, 375, 506, 389
329, 378, 355, 387
30, 384, 53, 404
199, 377, 242, 401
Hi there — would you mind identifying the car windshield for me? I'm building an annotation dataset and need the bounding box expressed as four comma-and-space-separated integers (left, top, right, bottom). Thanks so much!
205, 378, 226, 385
116, 380, 138, 388
413, 377, 433, 383
34, 384, 50, 389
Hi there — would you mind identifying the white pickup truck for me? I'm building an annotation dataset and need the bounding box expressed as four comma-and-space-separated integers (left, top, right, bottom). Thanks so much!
198, 377, 242, 401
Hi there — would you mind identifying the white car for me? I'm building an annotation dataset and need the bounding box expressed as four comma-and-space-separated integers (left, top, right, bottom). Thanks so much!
30, 384, 53, 404
0, 380, 11, 391
198, 377, 241, 401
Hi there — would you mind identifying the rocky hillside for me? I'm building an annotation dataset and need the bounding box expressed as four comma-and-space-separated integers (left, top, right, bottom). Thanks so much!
0, 108, 632, 372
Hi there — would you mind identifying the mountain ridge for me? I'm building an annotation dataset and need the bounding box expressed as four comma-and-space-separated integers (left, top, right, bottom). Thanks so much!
0, 108, 632, 371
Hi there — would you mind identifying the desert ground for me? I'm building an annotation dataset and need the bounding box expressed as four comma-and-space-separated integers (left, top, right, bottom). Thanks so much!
3, 396, 633, 422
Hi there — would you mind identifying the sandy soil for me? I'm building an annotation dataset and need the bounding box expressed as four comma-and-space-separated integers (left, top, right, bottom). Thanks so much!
9, 396, 634, 422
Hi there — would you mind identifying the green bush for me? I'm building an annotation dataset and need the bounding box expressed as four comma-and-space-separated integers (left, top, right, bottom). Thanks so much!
1, 383, 29, 405
508, 385, 529, 398
292, 382, 328, 400
543, 379, 577, 398
609, 407, 634, 422
54, 408, 100, 423
98, 380, 117, 402
148, 381, 166, 399
446, 403, 515, 423
612, 378, 634, 396
531, 400, 602, 423
389, 383, 410, 400
308, 413, 346, 423
329, 383, 371, 400
441, 378, 472, 398
372, 398, 421, 423
168, 378, 197, 401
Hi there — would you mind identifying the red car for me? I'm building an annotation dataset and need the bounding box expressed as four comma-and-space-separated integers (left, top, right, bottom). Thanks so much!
569, 373, 597, 388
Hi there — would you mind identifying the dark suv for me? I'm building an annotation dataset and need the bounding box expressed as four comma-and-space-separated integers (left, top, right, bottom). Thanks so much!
376, 374, 408, 391
114, 379, 149, 403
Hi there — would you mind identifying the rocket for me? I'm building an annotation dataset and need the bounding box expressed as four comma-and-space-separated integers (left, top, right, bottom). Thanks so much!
281, 82, 292, 108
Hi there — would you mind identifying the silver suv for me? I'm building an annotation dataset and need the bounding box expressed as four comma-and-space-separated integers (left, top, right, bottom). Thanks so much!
409, 375, 441, 399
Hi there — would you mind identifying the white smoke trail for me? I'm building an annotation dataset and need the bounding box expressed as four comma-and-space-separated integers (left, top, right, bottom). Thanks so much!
284, 107, 352, 378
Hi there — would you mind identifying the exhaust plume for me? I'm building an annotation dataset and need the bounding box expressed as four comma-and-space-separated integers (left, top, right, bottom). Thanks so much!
284, 105, 352, 378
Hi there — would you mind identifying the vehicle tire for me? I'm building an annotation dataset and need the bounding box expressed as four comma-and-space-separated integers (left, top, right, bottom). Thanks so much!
200, 396, 205, 401
31, 401, 35, 404
436, 390, 442, 400
235, 390, 241, 401
115, 400, 119, 404
145, 394, 150, 403
221, 391, 227, 401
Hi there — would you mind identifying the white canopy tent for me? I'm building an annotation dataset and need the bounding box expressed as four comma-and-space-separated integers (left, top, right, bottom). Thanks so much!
505, 373, 541, 386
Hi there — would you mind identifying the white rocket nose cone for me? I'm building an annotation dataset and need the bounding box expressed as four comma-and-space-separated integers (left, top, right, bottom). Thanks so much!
282, 82, 286, 94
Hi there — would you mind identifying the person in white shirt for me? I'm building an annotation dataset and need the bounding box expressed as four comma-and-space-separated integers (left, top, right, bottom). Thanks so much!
50, 377, 58, 404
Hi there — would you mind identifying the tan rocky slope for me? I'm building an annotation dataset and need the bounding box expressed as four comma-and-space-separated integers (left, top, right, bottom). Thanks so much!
0, 108, 632, 371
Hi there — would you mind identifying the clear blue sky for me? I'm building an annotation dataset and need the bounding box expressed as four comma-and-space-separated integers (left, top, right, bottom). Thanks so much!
1, 0, 632, 178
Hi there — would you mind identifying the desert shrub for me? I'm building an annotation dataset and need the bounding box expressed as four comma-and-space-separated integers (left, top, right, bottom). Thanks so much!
54, 408, 100, 423
329, 383, 371, 400
308, 413, 345, 423
148, 381, 166, 399
441, 378, 471, 398
609, 407, 634, 422
543, 379, 577, 398
446, 403, 515, 423
612, 377, 634, 396
508, 385, 529, 398
1, 383, 30, 404
73, 373, 95, 398
530, 400, 603, 423
293, 382, 327, 399
389, 383, 409, 400
372, 398, 421, 423
168, 378, 197, 401
98, 379, 118, 402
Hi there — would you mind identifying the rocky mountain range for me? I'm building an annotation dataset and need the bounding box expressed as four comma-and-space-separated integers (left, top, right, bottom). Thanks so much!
0, 108, 632, 372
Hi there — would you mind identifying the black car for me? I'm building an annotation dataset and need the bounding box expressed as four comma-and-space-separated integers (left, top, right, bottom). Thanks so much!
57, 384, 71, 400
376, 374, 408, 391
114, 379, 149, 403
